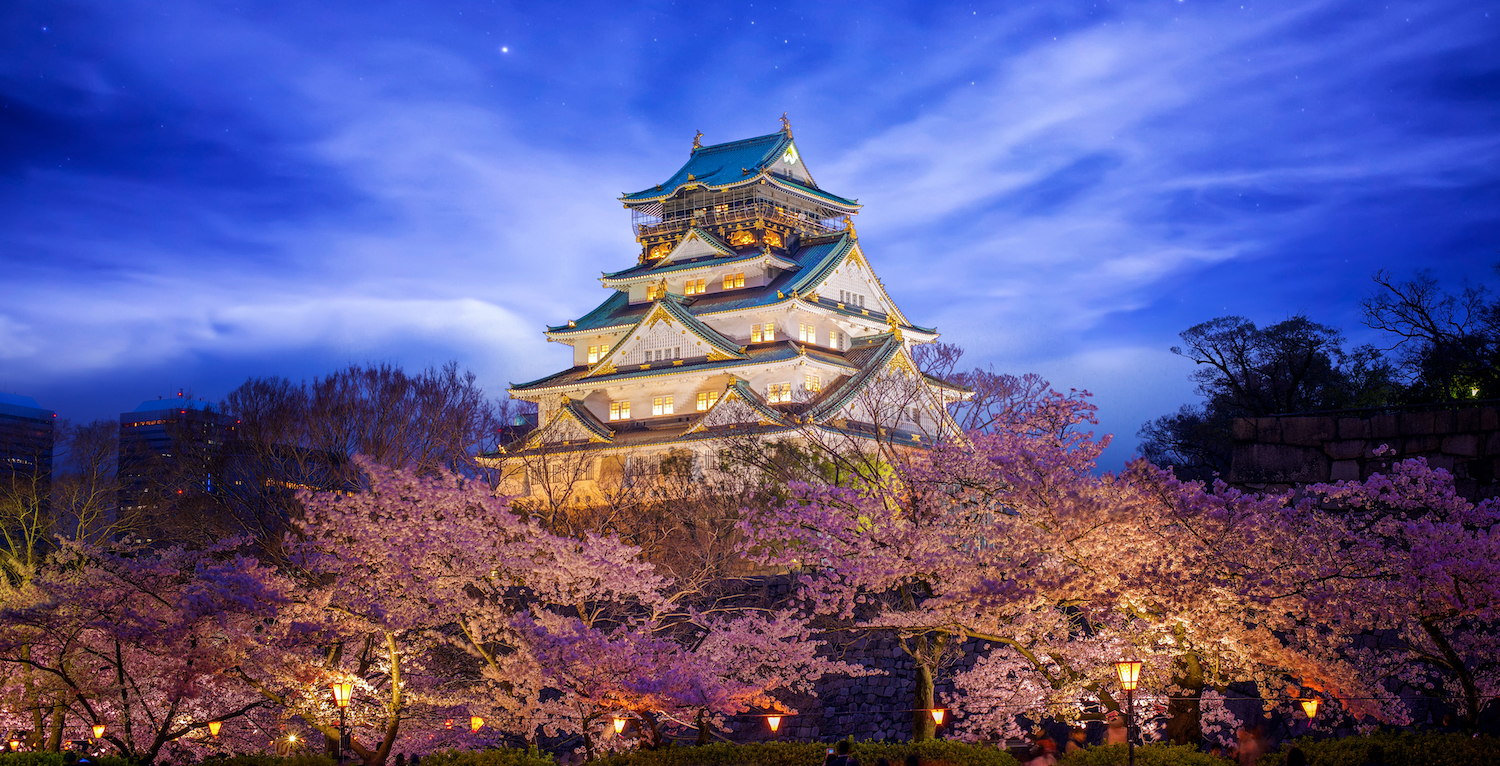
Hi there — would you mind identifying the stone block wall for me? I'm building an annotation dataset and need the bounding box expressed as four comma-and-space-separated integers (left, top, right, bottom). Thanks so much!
1228, 405, 1500, 499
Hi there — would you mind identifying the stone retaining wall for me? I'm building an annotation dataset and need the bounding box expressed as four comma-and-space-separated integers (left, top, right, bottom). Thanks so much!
1228, 406, 1500, 499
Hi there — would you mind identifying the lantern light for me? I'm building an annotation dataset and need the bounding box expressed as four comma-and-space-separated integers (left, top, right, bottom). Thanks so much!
331, 681, 354, 709
8, 739, 19, 752
930, 709, 945, 726
470, 716, 484, 733
92, 724, 106, 739
209, 721, 222, 737
1300, 698, 1319, 719
1114, 660, 1143, 691
612, 717, 627, 735
767, 716, 782, 733
288, 734, 297, 743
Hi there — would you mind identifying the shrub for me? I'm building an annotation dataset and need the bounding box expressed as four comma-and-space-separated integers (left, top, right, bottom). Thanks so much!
200, 755, 335, 766
1255, 733, 1500, 766
1057, 743, 1232, 766
0, 754, 134, 766
592, 740, 1019, 766
421, 749, 555, 766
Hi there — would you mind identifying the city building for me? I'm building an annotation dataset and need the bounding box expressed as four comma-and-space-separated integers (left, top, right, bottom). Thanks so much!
117, 394, 224, 516
0, 392, 57, 517
489, 120, 967, 496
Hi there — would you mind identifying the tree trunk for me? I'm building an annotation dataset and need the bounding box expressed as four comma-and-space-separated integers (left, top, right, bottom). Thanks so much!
912, 653, 937, 741
1164, 652, 1204, 746
695, 709, 710, 746
46, 697, 65, 751
1422, 619, 1482, 728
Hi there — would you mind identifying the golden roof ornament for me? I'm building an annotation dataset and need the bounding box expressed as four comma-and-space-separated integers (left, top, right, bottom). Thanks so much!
780, 112, 792, 136
843, 215, 858, 239
692, 130, 704, 150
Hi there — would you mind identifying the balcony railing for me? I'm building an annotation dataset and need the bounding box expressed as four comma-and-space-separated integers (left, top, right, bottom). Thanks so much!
635, 200, 844, 240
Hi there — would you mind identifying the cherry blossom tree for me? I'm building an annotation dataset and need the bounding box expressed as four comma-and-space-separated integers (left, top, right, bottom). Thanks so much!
1301, 453, 1500, 727
266, 459, 857, 762
0, 539, 288, 764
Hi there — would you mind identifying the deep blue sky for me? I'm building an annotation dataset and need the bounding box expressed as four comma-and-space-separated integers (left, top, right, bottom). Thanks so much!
3, 0, 1498, 468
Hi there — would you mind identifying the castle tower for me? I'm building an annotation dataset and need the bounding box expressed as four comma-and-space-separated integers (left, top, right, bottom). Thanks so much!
491, 124, 968, 495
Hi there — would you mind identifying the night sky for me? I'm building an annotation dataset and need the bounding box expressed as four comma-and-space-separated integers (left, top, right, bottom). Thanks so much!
4, 0, 1498, 468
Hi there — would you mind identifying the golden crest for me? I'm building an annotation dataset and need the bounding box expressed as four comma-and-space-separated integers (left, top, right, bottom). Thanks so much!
763, 231, 784, 248
649, 243, 671, 259
730, 230, 756, 246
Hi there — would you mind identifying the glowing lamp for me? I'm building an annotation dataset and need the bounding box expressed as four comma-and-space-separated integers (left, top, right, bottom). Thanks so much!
1300, 698, 1319, 719
445, 720, 453, 730
767, 716, 782, 733
331, 681, 354, 709
612, 718, 627, 735
288, 734, 297, 743
209, 721, 222, 737
1114, 660, 1143, 691
470, 716, 484, 733
8, 739, 19, 751
92, 724, 106, 739
930, 709, 945, 725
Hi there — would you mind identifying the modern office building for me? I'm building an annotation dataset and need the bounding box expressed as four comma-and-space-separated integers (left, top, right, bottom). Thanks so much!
117, 394, 224, 515
0, 392, 57, 516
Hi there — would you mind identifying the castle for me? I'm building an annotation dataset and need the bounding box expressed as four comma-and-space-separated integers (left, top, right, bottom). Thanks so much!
489, 120, 966, 496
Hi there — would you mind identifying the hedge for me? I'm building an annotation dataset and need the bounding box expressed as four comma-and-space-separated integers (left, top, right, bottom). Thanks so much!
0, 754, 135, 766
1255, 733, 1500, 766
591, 740, 1019, 766
420, 749, 554, 766
1057, 743, 1232, 766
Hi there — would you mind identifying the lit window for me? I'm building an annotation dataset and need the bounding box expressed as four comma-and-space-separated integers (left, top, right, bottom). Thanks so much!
685, 278, 707, 296
713, 203, 729, 214
768, 383, 792, 403
751, 325, 761, 343
806, 374, 821, 393
723, 272, 746, 290
696, 391, 720, 411
588, 345, 606, 364
763, 322, 776, 341
653, 396, 674, 416
609, 402, 631, 421
646, 284, 659, 301
799, 323, 815, 342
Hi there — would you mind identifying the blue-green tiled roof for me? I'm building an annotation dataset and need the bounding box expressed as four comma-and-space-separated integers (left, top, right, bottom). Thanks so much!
511, 343, 802, 393
622, 132, 793, 202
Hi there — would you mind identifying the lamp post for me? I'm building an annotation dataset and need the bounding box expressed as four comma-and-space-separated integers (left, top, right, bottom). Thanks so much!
767, 716, 782, 735
1114, 660, 1142, 766
331, 681, 353, 765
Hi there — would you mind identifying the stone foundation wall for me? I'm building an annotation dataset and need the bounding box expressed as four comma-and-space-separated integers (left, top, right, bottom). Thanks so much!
1228, 405, 1500, 499
721, 632, 986, 743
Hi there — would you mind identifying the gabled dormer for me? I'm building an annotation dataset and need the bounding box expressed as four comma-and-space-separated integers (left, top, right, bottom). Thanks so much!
585, 296, 747, 377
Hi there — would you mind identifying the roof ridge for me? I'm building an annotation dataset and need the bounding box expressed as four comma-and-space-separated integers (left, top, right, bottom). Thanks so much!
692, 131, 786, 154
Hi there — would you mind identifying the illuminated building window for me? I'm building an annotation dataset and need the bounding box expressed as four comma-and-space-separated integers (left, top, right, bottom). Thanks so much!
653, 396, 674, 416
730, 230, 756, 246
696, 391, 720, 411
685, 278, 707, 296
806, 374, 822, 393
587, 345, 601, 364
609, 402, 631, 421
752, 322, 775, 343
799, 323, 815, 342
646, 284, 659, 301
723, 272, 746, 290
768, 383, 792, 403
713, 203, 729, 214
763, 231, 784, 248
829, 330, 846, 350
